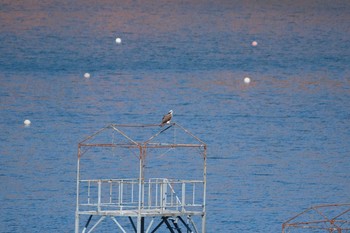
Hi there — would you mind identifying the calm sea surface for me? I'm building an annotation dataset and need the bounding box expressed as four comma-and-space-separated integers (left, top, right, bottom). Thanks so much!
1, 1, 350, 232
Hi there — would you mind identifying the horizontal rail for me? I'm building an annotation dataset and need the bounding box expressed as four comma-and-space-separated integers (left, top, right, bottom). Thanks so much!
79, 143, 205, 148
111, 124, 164, 128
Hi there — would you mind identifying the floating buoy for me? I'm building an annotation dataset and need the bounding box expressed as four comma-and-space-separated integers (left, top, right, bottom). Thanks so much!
84, 73, 90, 78
244, 77, 251, 84
115, 37, 122, 44
251, 41, 258, 46
24, 119, 31, 126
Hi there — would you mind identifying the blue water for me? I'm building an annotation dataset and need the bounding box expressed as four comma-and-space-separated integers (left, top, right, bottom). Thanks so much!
1, 1, 350, 232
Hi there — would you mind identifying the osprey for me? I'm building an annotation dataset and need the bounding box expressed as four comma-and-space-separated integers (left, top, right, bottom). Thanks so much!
160, 110, 173, 126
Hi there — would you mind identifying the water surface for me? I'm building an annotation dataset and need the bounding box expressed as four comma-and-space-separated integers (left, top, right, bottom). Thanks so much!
1, 1, 350, 232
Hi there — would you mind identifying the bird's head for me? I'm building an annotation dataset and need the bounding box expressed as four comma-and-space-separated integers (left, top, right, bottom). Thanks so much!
169, 110, 173, 115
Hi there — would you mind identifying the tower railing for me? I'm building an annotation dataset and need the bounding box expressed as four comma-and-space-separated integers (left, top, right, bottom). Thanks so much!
78, 178, 204, 214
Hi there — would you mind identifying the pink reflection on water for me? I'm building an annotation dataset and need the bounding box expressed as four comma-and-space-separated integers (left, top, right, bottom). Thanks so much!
2, 0, 348, 40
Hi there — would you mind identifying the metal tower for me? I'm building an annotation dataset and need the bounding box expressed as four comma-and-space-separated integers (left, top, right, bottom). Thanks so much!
282, 203, 350, 233
75, 123, 207, 233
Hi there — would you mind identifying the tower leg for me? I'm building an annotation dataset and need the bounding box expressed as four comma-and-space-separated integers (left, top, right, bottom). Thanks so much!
177, 216, 193, 233
170, 218, 182, 233
137, 216, 145, 233
75, 213, 79, 233
151, 217, 166, 233
163, 217, 175, 233
82, 215, 93, 233
128, 217, 137, 232
141, 217, 145, 233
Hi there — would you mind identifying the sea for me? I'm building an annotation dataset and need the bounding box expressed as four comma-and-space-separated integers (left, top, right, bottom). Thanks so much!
0, 0, 350, 232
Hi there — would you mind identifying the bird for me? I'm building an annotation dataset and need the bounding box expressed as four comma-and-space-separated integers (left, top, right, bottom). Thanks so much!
160, 110, 173, 126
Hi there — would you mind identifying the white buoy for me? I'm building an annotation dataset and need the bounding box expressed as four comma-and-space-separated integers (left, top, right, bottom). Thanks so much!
84, 73, 90, 78
251, 41, 258, 46
115, 37, 122, 44
244, 77, 251, 84
24, 119, 31, 126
